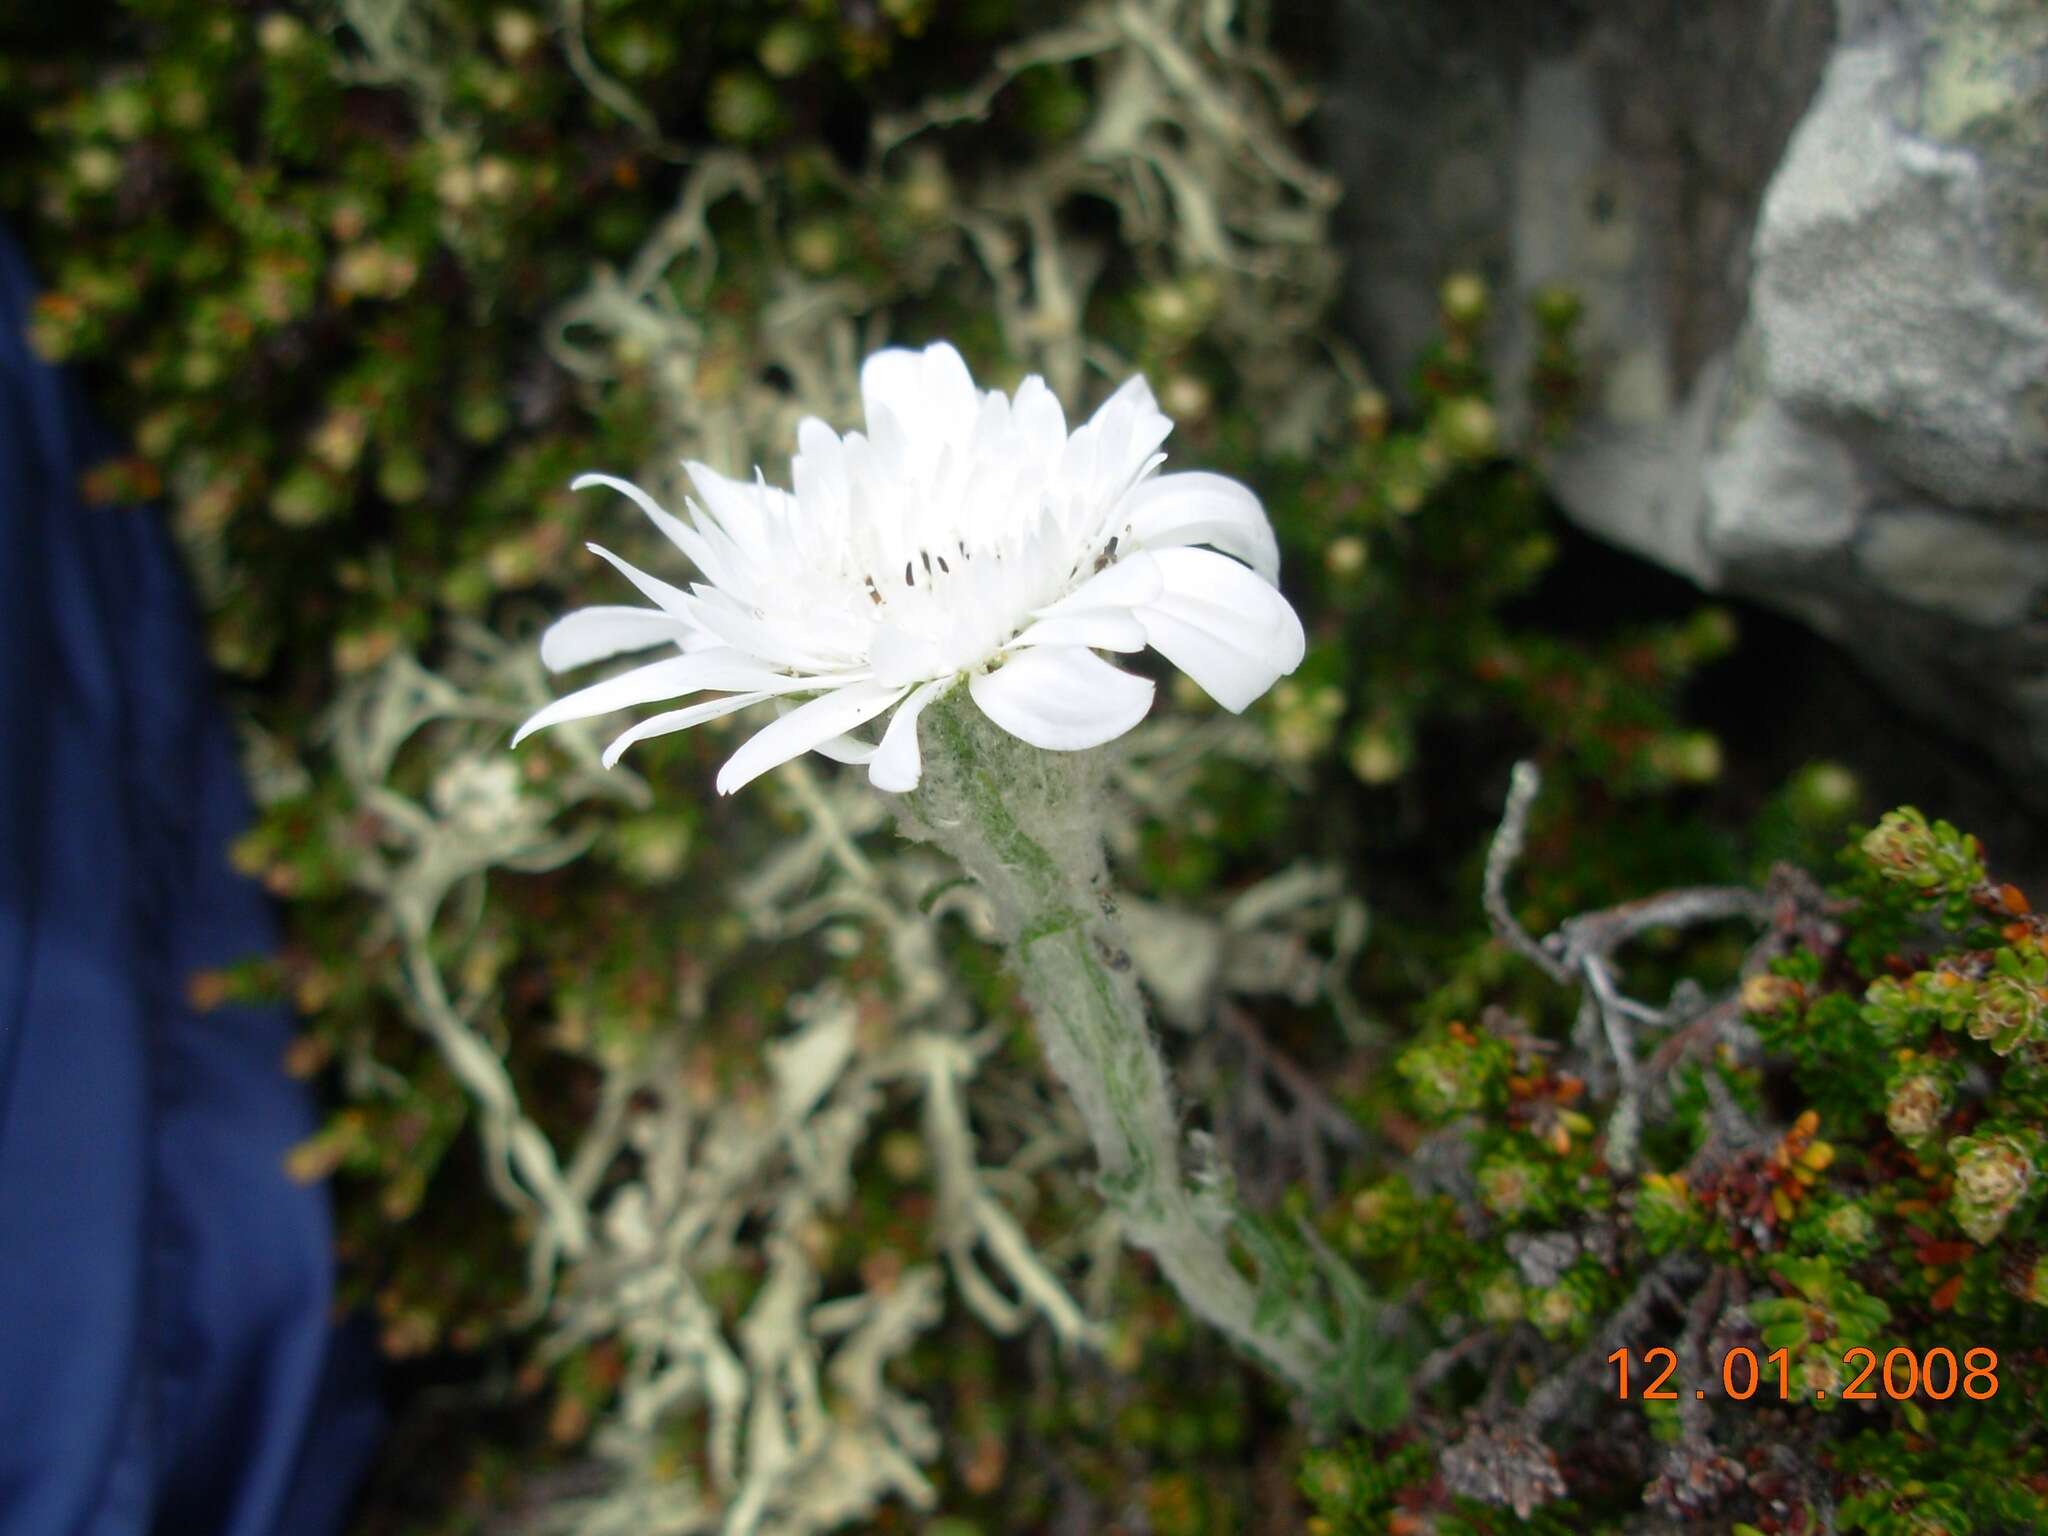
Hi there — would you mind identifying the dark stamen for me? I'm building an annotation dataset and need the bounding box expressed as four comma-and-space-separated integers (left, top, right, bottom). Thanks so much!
904, 559, 915, 587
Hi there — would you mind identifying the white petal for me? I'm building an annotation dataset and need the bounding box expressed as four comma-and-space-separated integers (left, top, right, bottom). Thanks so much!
968, 389, 1012, 459
686, 586, 850, 673
791, 418, 849, 517
1087, 372, 1162, 426
812, 732, 879, 765
1032, 551, 1164, 618
1134, 548, 1305, 713
868, 620, 949, 688
681, 460, 760, 528
601, 692, 771, 768
539, 606, 692, 672
571, 472, 719, 577
715, 681, 911, 796
586, 542, 694, 618
869, 678, 951, 792
860, 342, 978, 449
1010, 375, 1067, 465
1118, 471, 1280, 585
513, 651, 803, 746
866, 398, 914, 476
571, 471, 675, 529
683, 462, 798, 574
601, 671, 854, 766
917, 343, 980, 444
1011, 611, 1147, 652
859, 347, 924, 430
969, 646, 1155, 751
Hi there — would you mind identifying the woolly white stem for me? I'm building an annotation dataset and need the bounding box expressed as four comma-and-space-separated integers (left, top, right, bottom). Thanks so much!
897, 688, 1328, 1391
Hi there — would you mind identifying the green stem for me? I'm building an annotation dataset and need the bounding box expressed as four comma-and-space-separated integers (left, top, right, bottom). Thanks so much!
901, 689, 1328, 1391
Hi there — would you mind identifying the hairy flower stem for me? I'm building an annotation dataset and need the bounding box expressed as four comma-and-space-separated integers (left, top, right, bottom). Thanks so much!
899, 689, 1329, 1391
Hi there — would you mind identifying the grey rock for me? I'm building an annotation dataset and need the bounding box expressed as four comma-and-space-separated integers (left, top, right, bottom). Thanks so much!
1329, 0, 2048, 795
1753, 24, 2048, 515
1856, 509, 2048, 626
1706, 392, 1868, 571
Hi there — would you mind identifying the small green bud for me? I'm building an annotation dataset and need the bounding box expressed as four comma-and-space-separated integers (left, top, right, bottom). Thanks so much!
492, 9, 543, 61
708, 70, 781, 143
1971, 971, 2046, 1056
1478, 1271, 1524, 1325
1797, 1346, 1844, 1406
1439, 271, 1488, 326
485, 533, 544, 588
1300, 1450, 1353, 1506
1382, 461, 1429, 516
898, 151, 951, 222
788, 219, 843, 276
1884, 1070, 1951, 1146
1348, 388, 1389, 441
601, 19, 673, 77
100, 84, 152, 141
1268, 680, 1344, 764
1819, 1199, 1876, 1258
455, 389, 511, 444
879, 1129, 927, 1181
1323, 535, 1368, 578
1160, 374, 1211, 422
1398, 1033, 1491, 1120
270, 463, 341, 527
256, 13, 305, 54
1948, 1133, 2035, 1244
1684, 605, 1740, 656
1860, 807, 1985, 894
1530, 283, 1583, 333
71, 144, 122, 193
1433, 396, 1498, 460
1477, 1154, 1543, 1221
307, 409, 368, 473
376, 447, 429, 505
1788, 760, 1859, 822
436, 161, 478, 211
1138, 279, 1217, 343
758, 20, 818, 79
180, 349, 224, 389
1530, 1281, 1584, 1339
1652, 730, 1723, 784
475, 156, 518, 202
1346, 719, 1411, 785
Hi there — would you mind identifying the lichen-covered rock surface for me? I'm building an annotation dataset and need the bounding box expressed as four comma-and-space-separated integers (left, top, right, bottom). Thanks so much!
1331, 0, 2048, 801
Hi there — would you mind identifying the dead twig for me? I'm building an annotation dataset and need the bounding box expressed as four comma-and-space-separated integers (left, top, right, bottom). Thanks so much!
1483, 764, 1781, 1172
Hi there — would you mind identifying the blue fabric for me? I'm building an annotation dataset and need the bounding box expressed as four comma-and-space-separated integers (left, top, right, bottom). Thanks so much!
0, 225, 382, 1535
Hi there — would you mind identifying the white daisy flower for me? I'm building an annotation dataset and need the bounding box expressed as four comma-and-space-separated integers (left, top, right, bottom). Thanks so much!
513, 341, 1305, 795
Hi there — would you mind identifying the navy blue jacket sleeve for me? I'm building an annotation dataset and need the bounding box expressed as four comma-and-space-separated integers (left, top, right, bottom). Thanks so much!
0, 223, 382, 1536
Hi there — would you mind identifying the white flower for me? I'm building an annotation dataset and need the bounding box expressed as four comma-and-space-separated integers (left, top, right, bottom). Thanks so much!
514, 342, 1305, 794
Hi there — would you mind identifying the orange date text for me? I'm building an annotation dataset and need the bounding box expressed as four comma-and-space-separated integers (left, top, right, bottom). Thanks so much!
1607, 1345, 1998, 1403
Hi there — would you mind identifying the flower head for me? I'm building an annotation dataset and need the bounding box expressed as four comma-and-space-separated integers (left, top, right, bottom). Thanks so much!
513, 342, 1304, 793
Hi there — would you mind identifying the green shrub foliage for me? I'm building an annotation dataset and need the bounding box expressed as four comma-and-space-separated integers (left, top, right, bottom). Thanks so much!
1305, 812, 2048, 1534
